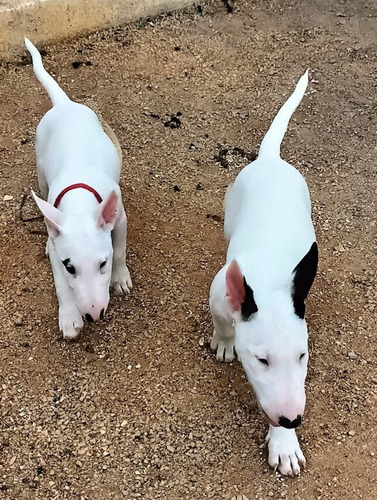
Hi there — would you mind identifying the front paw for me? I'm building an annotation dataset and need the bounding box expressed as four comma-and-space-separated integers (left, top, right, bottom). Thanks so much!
210, 331, 235, 362
265, 426, 306, 476
111, 265, 132, 296
59, 304, 84, 339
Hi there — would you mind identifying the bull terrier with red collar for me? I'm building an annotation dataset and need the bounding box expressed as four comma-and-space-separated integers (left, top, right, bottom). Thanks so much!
25, 38, 132, 339
209, 71, 318, 475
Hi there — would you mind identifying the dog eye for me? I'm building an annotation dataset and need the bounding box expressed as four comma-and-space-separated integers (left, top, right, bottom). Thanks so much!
62, 260, 76, 275
100, 260, 107, 269
299, 353, 306, 361
257, 357, 269, 366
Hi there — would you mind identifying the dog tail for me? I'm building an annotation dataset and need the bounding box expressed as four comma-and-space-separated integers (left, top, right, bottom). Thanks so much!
25, 37, 70, 106
258, 70, 309, 159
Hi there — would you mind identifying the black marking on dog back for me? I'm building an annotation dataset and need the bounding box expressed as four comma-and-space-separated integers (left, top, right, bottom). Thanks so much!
241, 277, 258, 320
292, 242, 318, 319
279, 415, 302, 429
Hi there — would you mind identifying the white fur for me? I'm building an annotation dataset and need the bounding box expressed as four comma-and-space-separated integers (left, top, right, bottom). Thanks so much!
209, 71, 316, 475
26, 38, 132, 339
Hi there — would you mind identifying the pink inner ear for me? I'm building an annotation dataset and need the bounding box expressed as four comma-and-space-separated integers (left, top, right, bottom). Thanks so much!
100, 191, 118, 226
31, 190, 62, 238
226, 260, 245, 313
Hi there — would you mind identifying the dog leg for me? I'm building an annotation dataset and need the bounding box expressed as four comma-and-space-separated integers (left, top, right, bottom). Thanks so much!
36, 156, 48, 200
48, 241, 84, 339
111, 207, 132, 295
265, 425, 306, 476
209, 266, 236, 362
37, 173, 48, 200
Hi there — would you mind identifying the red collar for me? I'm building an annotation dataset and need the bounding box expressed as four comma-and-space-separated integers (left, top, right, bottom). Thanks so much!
53, 183, 103, 208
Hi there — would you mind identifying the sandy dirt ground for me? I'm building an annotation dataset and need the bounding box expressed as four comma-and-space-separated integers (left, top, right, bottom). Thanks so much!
0, 1, 376, 499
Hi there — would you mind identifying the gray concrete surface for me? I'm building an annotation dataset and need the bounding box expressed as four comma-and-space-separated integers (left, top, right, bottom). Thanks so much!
0, 0, 198, 60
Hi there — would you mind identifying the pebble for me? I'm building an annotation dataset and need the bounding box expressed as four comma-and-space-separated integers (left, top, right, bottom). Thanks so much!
3, 195, 13, 201
14, 316, 23, 326
348, 352, 358, 360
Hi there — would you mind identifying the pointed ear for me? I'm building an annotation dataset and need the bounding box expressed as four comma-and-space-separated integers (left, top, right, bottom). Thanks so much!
97, 190, 118, 230
31, 190, 62, 239
292, 242, 318, 319
226, 260, 258, 321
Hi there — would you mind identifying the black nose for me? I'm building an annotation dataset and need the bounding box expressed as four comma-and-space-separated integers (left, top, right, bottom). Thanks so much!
279, 415, 302, 429
85, 313, 94, 323
100, 308, 105, 320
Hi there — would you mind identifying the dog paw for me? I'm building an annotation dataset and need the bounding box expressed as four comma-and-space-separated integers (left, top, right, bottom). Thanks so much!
111, 265, 132, 295
210, 331, 235, 362
265, 426, 306, 476
59, 305, 84, 339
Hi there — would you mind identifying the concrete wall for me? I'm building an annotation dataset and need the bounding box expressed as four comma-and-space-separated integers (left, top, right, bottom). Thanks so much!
0, 0, 198, 60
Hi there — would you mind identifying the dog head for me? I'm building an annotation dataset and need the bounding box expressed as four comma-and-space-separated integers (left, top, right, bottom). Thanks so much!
225, 243, 317, 428
32, 190, 118, 322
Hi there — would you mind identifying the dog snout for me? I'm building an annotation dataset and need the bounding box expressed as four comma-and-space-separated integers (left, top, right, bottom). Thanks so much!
82, 304, 106, 323
84, 306, 106, 323
85, 313, 94, 323
278, 415, 302, 429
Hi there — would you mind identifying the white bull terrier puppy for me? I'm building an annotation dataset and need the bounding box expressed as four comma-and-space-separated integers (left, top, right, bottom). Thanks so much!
209, 71, 318, 476
25, 38, 132, 339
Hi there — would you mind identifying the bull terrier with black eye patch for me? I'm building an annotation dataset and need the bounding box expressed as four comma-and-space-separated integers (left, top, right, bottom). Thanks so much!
209, 71, 318, 476
25, 38, 132, 339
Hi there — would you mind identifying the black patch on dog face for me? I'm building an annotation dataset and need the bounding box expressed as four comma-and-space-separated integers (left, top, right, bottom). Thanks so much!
292, 242, 318, 319
242, 277, 258, 320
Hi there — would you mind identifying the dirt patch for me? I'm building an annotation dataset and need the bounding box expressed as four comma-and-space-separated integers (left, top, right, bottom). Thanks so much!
0, 1, 376, 499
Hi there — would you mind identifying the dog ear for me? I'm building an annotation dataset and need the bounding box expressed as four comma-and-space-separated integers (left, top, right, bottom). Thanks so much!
291, 242, 318, 319
31, 190, 62, 239
226, 260, 258, 321
97, 190, 118, 230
